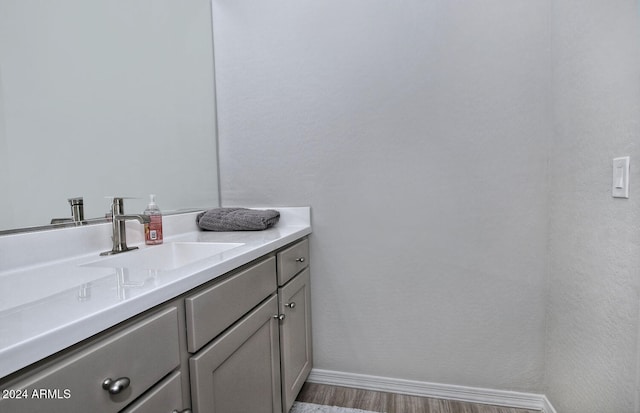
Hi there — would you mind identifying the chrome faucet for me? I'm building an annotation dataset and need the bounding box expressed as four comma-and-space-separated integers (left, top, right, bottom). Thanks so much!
68, 197, 85, 222
51, 197, 85, 225
100, 197, 150, 256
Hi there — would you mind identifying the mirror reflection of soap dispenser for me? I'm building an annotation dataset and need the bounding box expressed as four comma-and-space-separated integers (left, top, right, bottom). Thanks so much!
143, 194, 163, 245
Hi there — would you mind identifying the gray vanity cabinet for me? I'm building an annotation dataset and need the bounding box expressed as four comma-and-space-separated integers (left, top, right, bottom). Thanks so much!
0, 236, 312, 413
187, 237, 313, 413
189, 295, 282, 413
277, 240, 313, 413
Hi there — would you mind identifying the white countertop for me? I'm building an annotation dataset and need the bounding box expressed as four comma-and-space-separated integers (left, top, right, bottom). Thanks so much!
0, 207, 311, 378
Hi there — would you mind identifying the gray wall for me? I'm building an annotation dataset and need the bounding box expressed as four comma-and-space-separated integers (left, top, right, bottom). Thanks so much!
215, 0, 640, 410
215, 0, 551, 392
546, 1, 640, 412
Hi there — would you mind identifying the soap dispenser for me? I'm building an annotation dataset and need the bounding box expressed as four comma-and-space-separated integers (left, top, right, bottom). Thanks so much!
143, 194, 163, 245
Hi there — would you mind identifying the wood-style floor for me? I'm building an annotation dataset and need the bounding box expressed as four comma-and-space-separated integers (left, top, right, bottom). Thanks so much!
296, 383, 540, 413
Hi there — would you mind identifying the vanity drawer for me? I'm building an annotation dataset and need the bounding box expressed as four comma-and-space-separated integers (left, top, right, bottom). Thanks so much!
0, 306, 180, 413
185, 256, 277, 353
277, 238, 309, 286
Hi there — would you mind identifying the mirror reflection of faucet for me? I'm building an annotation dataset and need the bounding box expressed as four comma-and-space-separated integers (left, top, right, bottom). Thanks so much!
77, 282, 92, 302
100, 197, 151, 256
115, 268, 157, 301
51, 197, 85, 225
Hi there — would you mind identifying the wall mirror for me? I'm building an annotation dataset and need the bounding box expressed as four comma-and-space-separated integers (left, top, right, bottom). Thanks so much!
0, 0, 220, 233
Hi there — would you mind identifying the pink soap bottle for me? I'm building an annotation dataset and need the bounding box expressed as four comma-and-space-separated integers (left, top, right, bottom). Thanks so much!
144, 194, 163, 245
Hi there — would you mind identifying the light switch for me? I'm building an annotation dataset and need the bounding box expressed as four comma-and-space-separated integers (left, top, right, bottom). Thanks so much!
612, 156, 630, 198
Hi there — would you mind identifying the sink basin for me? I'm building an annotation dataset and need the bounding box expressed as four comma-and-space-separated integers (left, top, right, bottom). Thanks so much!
81, 242, 244, 271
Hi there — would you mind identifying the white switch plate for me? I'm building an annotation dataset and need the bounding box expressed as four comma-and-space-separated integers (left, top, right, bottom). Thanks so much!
612, 156, 630, 198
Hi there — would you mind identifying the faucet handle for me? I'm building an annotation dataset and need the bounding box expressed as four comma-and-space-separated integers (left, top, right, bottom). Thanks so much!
68, 197, 84, 206
108, 197, 126, 215
106, 196, 139, 213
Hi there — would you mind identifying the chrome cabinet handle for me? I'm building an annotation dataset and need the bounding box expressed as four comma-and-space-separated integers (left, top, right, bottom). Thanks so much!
295, 257, 305, 263
285, 302, 296, 309
274, 314, 286, 321
102, 377, 130, 395
171, 409, 192, 413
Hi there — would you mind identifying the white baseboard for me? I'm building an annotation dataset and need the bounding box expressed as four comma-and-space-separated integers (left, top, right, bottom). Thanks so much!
307, 369, 556, 413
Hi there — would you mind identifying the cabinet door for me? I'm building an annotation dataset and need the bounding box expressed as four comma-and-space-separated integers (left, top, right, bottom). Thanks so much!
278, 268, 313, 413
189, 295, 282, 413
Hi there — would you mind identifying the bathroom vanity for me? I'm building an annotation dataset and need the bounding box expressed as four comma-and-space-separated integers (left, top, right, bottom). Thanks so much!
0, 208, 312, 413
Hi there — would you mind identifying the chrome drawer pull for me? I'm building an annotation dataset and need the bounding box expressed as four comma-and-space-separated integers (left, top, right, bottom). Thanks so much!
171, 409, 192, 413
102, 377, 130, 395
285, 302, 296, 309
273, 314, 286, 321
295, 257, 305, 263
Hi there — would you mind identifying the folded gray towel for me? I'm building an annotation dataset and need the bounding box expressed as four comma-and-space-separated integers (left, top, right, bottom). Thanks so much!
196, 208, 280, 231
